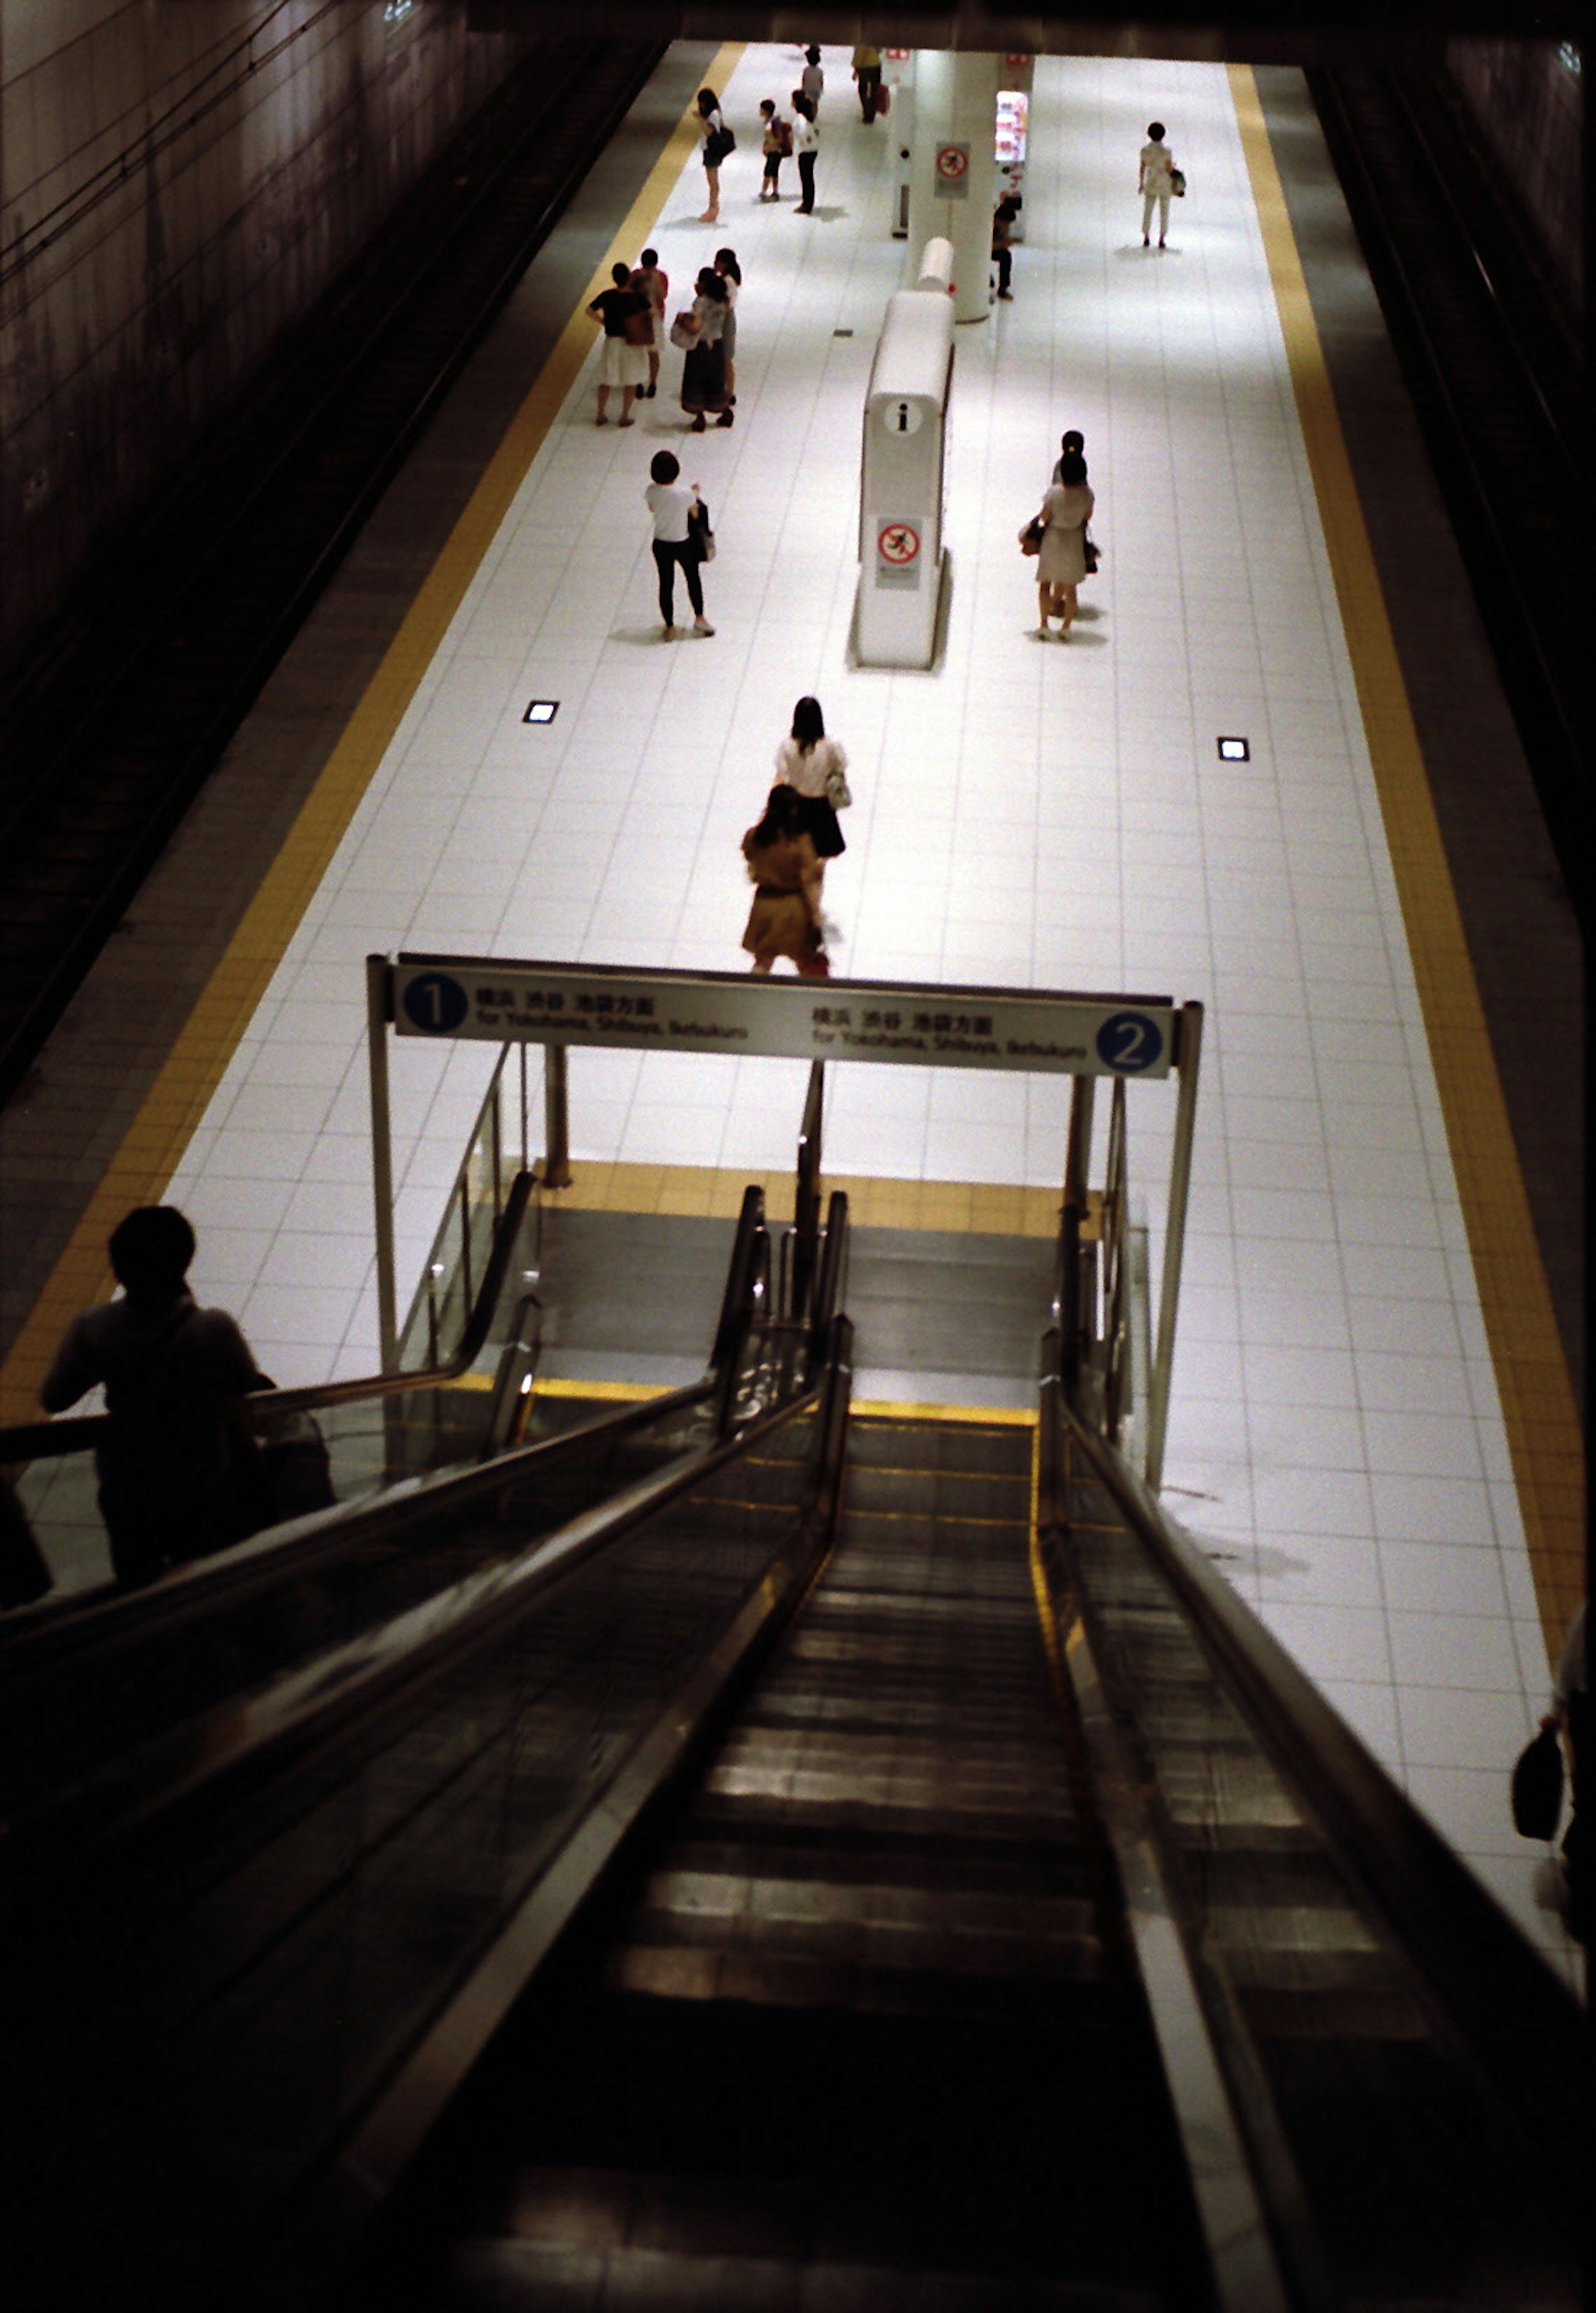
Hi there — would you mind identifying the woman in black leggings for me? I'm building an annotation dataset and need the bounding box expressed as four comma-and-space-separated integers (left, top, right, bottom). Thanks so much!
643, 451, 714, 640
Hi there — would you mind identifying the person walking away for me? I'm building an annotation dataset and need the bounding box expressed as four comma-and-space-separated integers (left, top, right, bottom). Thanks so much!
39, 1205, 268, 1587
586, 262, 648, 426
713, 248, 742, 403
628, 248, 669, 397
759, 101, 791, 200
852, 44, 882, 121
792, 98, 819, 214
645, 450, 714, 639
677, 267, 733, 429
1029, 449, 1095, 638
774, 695, 850, 874
1139, 122, 1176, 248
992, 196, 1020, 300
800, 45, 825, 113
696, 87, 731, 223
742, 787, 828, 975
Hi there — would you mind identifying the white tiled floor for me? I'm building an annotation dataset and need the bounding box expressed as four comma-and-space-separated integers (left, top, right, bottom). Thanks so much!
155, 46, 1575, 1974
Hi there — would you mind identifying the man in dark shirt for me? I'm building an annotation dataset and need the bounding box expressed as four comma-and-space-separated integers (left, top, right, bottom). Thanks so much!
586, 260, 648, 427
41, 1205, 266, 1586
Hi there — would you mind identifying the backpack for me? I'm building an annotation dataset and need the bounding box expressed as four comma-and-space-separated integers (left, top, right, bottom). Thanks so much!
776, 116, 793, 156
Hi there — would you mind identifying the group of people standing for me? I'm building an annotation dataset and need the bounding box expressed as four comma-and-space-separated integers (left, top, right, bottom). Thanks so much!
590, 244, 742, 432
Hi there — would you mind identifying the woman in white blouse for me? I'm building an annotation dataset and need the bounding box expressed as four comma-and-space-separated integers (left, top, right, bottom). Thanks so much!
774, 696, 849, 870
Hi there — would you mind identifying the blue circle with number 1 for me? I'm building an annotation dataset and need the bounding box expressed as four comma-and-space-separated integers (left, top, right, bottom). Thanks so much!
1096, 1011, 1163, 1074
402, 971, 470, 1034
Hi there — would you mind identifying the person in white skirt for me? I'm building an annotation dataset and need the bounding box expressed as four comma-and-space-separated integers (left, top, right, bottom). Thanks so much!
586, 262, 648, 426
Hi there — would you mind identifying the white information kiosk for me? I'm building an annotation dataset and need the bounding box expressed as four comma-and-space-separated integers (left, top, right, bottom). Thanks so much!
855, 247, 954, 671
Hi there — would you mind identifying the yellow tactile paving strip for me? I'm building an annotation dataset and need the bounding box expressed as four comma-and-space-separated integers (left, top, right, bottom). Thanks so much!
0, 49, 745, 1431
1230, 65, 1583, 1658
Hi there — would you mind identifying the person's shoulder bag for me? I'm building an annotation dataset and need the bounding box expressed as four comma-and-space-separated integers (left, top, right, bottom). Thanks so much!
1511, 1722, 1564, 1840
687, 498, 715, 561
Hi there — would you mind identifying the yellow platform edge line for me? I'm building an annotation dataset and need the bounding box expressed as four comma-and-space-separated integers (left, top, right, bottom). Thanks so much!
852, 1401, 1038, 1426
0, 47, 745, 1431
1229, 64, 1583, 1664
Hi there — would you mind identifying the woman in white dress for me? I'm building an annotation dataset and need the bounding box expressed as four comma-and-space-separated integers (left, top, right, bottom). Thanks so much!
1030, 451, 1095, 639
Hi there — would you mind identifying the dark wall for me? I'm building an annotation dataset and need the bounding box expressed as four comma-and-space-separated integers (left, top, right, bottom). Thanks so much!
1443, 37, 1583, 312
0, 0, 544, 668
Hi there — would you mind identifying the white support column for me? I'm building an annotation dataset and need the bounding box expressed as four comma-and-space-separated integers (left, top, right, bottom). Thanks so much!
906, 52, 1001, 321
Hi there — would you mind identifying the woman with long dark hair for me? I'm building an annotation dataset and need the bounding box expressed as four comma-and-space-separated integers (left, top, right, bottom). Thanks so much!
678, 267, 733, 431
713, 247, 742, 402
774, 695, 850, 869
696, 87, 729, 223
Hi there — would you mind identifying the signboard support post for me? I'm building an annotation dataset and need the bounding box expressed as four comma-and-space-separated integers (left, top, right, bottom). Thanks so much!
542, 1042, 572, 1189
367, 953, 399, 1374
1145, 1002, 1204, 1493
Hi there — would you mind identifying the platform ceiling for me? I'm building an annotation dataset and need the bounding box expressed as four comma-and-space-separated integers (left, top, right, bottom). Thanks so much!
467, 3, 1580, 63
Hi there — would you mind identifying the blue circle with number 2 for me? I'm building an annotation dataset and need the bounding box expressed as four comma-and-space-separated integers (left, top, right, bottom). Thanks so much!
402, 972, 470, 1034
1096, 1011, 1163, 1074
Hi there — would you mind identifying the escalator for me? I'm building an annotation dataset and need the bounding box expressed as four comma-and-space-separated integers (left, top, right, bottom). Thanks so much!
0, 1155, 1584, 2310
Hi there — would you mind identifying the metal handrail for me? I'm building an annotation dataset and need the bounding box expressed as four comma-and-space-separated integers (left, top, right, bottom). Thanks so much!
1051, 1381, 1587, 2236
791, 1059, 825, 1322
0, 1169, 540, 1468
2, 1359, 837, 1898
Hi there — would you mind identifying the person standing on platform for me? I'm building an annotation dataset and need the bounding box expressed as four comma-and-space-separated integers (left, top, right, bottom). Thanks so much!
1139, 121, 1177, 248
992, 196, 1020, 300
852, 44, 883, 122
792, 97, 819, 215
713, 248, 742, 404
678, 266, 733, 429
759, 100, 791, 200
774, 696, 850, 875
645, 451, 714, 640
800, 46, 825, 113
741, 786, 828, 977
629, 248, 669, 399
696, 87, 731, 224
586, 261, 648, 426
1029, 449, 1095, 639
39, 1205, 268, 1587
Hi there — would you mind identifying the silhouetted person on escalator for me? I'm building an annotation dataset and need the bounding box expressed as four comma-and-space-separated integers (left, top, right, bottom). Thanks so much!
39, 1205, 267, 1587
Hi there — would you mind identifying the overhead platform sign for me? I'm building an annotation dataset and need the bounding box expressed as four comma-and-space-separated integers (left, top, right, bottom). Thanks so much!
391, 956, 1175, 1078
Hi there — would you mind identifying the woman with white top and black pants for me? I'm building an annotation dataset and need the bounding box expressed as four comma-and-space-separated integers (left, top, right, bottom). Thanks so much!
645, 451, 714, 640
792, 98, 818, 215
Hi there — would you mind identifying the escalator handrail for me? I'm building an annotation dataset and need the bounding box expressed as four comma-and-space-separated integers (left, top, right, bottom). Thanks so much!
3, 1355, 836, 1902
0, 1369, 722, 1676
0, 1187, 772, 1659
0, 1168, 544, 1466
1045, 1368, 1586, 2227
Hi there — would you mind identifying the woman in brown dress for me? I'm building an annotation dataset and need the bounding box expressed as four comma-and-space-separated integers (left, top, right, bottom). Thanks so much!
741, 786, 828, 975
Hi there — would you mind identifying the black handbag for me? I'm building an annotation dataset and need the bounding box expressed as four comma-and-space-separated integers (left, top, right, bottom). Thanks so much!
687, 498, 715, 562
1083, 526, 1101, 574
1511, 1722, 1564, 1839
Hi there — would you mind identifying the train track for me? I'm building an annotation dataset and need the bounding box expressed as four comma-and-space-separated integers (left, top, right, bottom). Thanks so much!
0, 35, 665, 1109
1308, 60, 1591, 931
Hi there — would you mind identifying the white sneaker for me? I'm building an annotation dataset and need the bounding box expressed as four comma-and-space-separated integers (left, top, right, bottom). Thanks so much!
694, 618, 716, 636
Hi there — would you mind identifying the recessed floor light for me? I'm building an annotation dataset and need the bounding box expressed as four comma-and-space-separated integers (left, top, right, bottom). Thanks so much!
523, 700, 559, 725
1217, 735, 1250, 762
